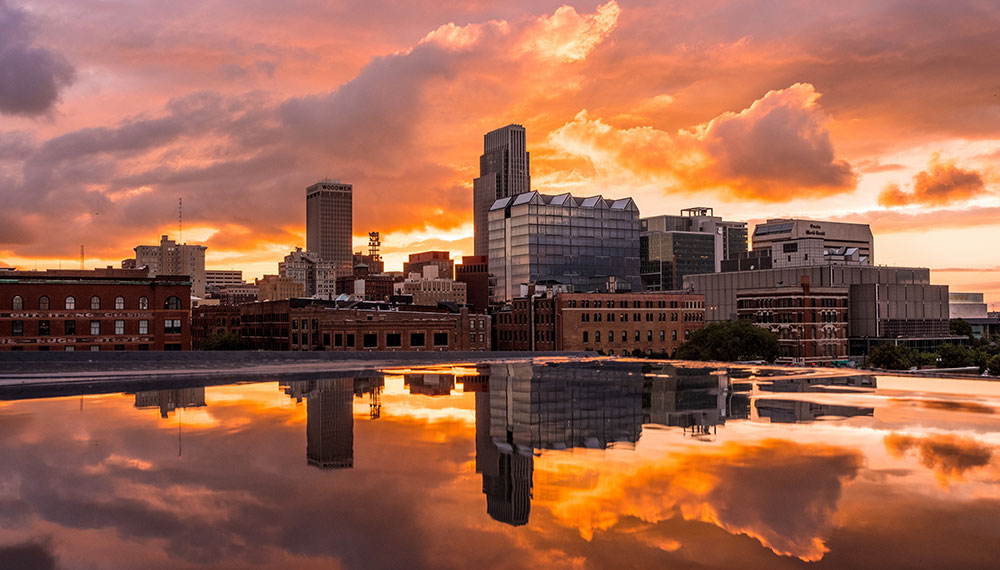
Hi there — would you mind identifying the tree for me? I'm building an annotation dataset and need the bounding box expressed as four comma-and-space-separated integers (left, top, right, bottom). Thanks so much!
674, 320, 780, 362
989, 354, 1000, 376
199, 331, 249, 350
949, 318, 973, 338
867, 344, 915, 370
936, 343, 976, 368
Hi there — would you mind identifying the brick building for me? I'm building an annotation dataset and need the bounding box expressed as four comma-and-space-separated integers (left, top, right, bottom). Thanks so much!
736, 282, 849, 363
190, 304, 242, 349
0, 268, 191, 351
456, 255, 490, 313
256, 275, 304, 301
403, 251, 455, 280
494, 292, 705, 355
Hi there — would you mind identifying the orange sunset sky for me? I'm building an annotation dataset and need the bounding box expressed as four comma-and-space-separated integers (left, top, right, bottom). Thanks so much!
1, 1, 998, 307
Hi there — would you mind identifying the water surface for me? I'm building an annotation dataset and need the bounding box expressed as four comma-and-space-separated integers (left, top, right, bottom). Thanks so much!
1, 359, 999, 569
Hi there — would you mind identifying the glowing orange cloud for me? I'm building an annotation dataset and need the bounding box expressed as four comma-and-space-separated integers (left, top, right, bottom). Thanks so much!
879, 156, 988, 207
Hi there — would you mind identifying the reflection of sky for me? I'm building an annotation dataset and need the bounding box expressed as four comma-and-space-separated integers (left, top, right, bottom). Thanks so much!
0, 365, 999, 569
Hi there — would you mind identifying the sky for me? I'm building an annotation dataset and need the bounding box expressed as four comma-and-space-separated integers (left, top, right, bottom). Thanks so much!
1, 0, 998, 307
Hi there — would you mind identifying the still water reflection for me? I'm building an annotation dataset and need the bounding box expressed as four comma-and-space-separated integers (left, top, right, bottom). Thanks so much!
1, 360, 999, 569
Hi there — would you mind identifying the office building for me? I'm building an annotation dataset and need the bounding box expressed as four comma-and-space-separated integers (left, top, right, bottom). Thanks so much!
685, 265, 961, 360
353, 252, 384, 274
130, 235, 207, 298
950, 292, 988, 319
402, 251, 454, 280
279, 248, 337, 298
488, 191, 640, 302
641, 208, 746, 290
205, 270, 243, 288
335, 263, 396, 301
306, 179, 353, 271
0, 268, 191, 351
473, 124, 530, 256
255, 275, 304, 301
456, 255, 490, 313
742, 218, 874, 270
397, 267, 467, 306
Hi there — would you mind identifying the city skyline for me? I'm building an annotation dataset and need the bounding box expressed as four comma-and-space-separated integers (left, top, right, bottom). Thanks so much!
1, 1, 998, 306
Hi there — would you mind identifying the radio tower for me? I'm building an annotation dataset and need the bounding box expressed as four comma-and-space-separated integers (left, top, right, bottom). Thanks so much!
178, 197, 183, 243
368, 232, 381, 261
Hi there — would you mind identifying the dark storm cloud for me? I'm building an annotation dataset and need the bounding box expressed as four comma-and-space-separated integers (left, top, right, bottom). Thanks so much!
0, 540, 61, 570
0, 1, 74, 116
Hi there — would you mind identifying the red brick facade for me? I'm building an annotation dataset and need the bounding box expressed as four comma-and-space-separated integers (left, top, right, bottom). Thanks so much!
495, 292, 705, 355
0, 269, 191, 351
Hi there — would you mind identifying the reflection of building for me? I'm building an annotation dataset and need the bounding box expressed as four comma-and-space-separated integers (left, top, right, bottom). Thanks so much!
753, 399, 874, 423
134, 388, 206, 418
476, 389, 533, 527
404, 374, 456, 396
283, 378, 356, 469
642, 364, 730, 435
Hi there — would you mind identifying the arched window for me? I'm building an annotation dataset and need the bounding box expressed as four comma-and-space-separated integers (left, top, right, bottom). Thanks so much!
38, 296, 50, 310
164, 296, 182, 310
139, 296, 149, 310
115, 296, 125, 310
90, 296, 101, 310
12, 295, 23, 310
65, 296, 76, 310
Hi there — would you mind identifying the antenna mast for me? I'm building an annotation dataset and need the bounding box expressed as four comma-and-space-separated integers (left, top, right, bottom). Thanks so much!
178, 197, 183, 243
80, 245, 84, 270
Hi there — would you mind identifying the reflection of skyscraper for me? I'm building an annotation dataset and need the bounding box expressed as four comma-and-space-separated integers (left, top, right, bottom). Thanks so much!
134, 388, 206, 419
307, 378, 354, 469
282, 378, 357, 470
753, 399, 875, 423
476, 390, 533, 527
404, 374, 456, 396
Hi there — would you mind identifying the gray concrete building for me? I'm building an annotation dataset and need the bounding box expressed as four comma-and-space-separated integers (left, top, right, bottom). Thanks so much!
751, 219, 873, 265
279, 247, 337, 299
131, 235, 207, 298
488, 191, 640, 302
685, 265, 959, 359
473, 125, 530, 256
641, 208, 746, 290
306, 179, 353, 272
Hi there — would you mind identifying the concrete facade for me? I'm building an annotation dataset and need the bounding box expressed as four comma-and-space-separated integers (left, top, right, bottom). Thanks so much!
306, 179, 353, 271
402, 251, 454, 280
256, 275, 305, 301
751, 219, 873, 264
279, 248, 337, 298
132, 235, 207, 298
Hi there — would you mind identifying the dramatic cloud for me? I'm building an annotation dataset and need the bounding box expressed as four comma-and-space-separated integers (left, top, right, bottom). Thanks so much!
879, 156, 988, 207
884, 432, 994, 485
519, 0, 621, 62
0, 1, 74, 116
547, 83, 857, 201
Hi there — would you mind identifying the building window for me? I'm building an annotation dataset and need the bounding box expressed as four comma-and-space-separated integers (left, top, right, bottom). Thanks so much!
659, 330, 665, 341
291, 332, 299, 345
39, 320, 50, 336
39, 296, 50, 310
479, 333, 484, 343
363, 333, 378, 348
164, 319, 182, 334
672, 330, 678, 341
91, 320, 102, 335
595, 331, 601, 343
346, 334, 355, 347
90, 345, 100, 351
114, 345, 125, 351
583, 331, 589, 343
635, 330, 640, 341
335, 333, 343, 347
323, 333, 331, 346
12, 320, 23, 336
65, 296, 76, 310
138, 344, 149, 351
164, 296, 182, 310
410, 332, 425, 347
65, 346, 75, 352
138, 320, 148, 334
647, 330, 652, 341
65, 320, 76, 335
115, 320, 125, 335
621, 330, 627, 342
433, 332, 448, 346
139, 296, 149, 310
12, 296, 23, 310
90, 296, 101, 310
386, 333, 402, 347
165, 343, 182, 351
115, 296, 125, 310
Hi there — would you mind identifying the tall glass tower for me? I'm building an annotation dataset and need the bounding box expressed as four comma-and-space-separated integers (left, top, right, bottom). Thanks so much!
473, 125, 530, 256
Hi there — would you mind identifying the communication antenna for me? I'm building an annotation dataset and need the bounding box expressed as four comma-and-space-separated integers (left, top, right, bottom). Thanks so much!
178, 197, 183, 243
368, 231, 381, 261
80, 245, 85, 269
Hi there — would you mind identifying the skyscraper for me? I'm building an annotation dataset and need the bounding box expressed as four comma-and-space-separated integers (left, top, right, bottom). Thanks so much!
306, 179, 353, 272
473, 124, 530, 256
131, 235, 207, 298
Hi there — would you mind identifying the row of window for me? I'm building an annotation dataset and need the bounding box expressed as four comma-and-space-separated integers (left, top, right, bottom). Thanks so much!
6, 295, 182, 311
7, 319, 180, 336
581, 329, 685, 343
566, 299, 696, 309
736, 297, 848, 309
581, 312, 694, 323
292, 331, 452, 348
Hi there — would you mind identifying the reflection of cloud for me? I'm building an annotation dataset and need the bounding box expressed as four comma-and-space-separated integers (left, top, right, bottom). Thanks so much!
884, 433, 993, 485
536, 439, 862, 561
